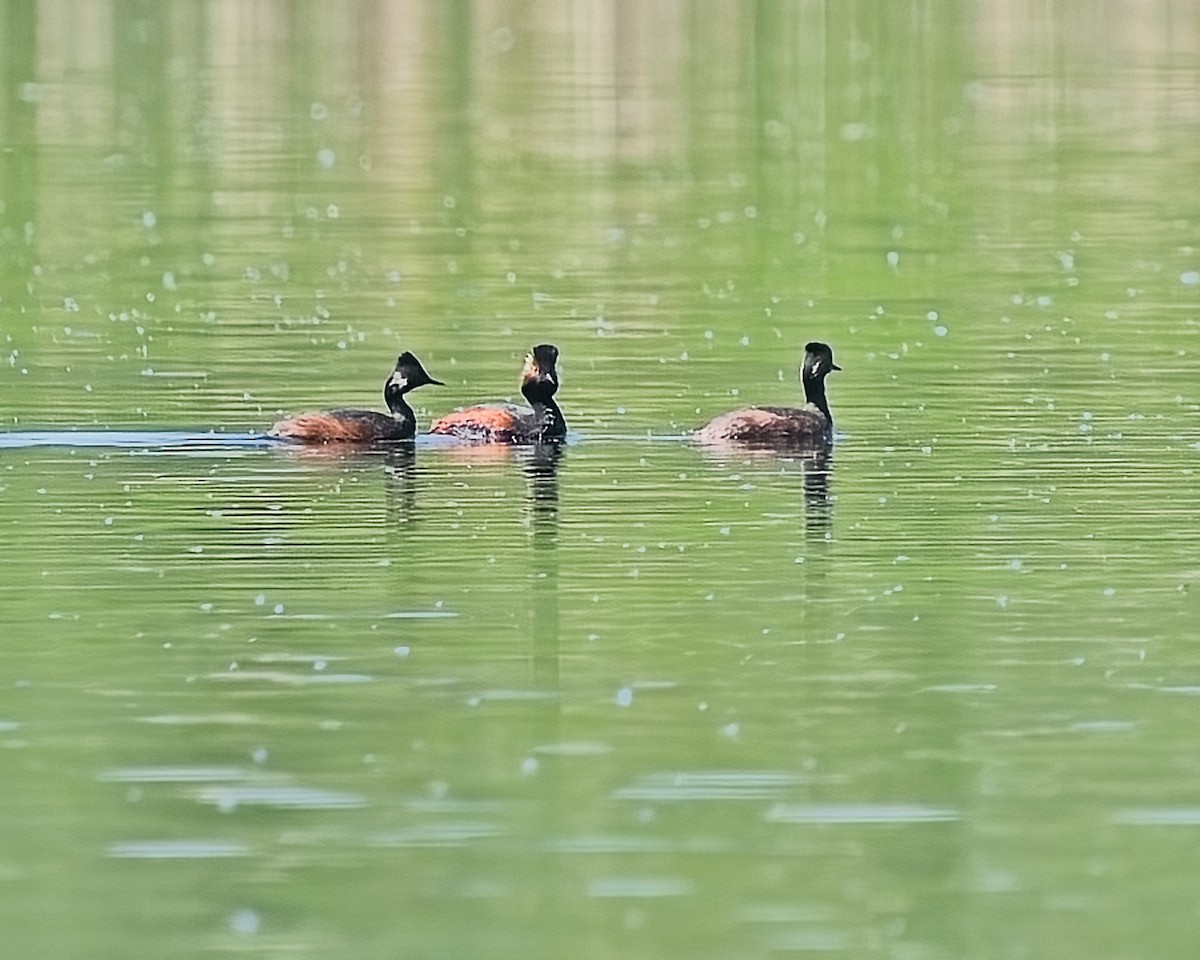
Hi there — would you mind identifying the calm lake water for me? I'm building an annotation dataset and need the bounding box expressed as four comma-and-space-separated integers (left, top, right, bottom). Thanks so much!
3, 3, 1200, 958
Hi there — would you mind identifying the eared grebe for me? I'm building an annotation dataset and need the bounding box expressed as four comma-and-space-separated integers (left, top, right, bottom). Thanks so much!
428, 344, 566, 443
694, 341, 840, 446
268, 352, 443, 443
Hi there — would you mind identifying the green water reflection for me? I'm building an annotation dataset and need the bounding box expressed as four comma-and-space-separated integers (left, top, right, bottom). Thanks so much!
3, 3, 1200, 959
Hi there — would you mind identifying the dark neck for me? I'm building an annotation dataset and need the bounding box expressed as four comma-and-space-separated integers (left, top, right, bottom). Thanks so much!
386, 391, 417, 431
802, 375, 832, 424
529, 396, 566, 440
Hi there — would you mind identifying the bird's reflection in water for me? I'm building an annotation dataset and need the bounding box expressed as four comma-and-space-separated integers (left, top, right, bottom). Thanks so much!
697, 439, 836, 540
798, 442, 834, 538
381, 444, 418, 524
269, 439, 421, 525
518, 442, 564, 692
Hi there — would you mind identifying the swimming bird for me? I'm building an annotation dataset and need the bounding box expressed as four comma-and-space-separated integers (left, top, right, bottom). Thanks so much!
428, 344, 566, 443
268, 352, 443, 443
694, 341, 840, 446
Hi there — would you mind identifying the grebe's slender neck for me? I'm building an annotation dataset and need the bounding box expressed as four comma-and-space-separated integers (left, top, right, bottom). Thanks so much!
384, 385, 417, 432
802, 372, 833, 425
531, 395, 566, 440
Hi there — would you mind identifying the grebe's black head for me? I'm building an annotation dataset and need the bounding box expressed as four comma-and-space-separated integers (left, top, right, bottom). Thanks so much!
388, 352, 444, 392
520, 343, 560, 402
384, 351, 443, 410
801, 341, 840, 381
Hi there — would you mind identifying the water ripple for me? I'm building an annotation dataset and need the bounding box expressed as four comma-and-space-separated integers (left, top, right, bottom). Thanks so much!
370, 822, 503, 847
613, 770, 815, 802
586, 877, 695, 898
107, 840, 250, 859
764, 803, 961, 824
98, 766, 249, 783
194, 786, 366, 811
1113, 808, 1200, 825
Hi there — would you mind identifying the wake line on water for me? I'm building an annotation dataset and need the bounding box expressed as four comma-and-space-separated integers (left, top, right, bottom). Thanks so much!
0, 431, 273, 450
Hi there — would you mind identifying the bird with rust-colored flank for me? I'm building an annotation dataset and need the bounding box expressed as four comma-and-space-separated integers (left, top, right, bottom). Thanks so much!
428, 344, 566, 444
693, 341, 840, 447
268, 352, 443, 444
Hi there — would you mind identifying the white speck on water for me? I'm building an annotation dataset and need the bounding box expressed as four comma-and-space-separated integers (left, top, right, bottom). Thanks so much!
251, 747, 268, 763
1009, 559, 1023, 571
104, 517, 113, 526
934, 325, 948, 337
64, 297, 79, 312
886, 250, 899, 268
326, 204, 340, 219
142, 211, 157, 228
720, 722, 740, 739
615, 687, 634, 708
1103, 587, 1116, 597
840, 122, 866, 141
317, 147, 335, 168
254, 594, 265, 607
521, 756, 539, 776
310, 101, 328, 121
394, 645, 411, 658
740, 335, 750, 346
704, 329, 714, 340
273, 604, 284, 615
1181, 271, 1199, 285
229, 909, 261, 935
